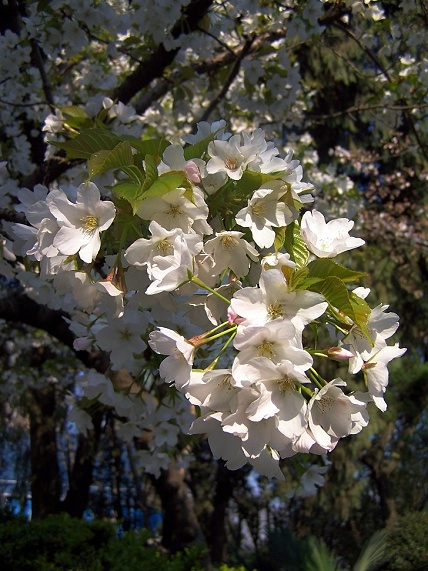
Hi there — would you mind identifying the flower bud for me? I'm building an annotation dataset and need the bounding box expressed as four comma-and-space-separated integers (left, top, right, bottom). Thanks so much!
327, 346, 354, 361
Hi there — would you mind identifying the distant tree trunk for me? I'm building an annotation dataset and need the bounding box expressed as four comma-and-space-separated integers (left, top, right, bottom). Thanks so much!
28, 385, 61, 519
362, 421, 399, 530
208, 460, 235, 564
151, 465, 205, 552
61, 410, 103, 518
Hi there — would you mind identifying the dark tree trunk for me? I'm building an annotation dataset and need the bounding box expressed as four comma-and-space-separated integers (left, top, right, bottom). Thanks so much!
208, 461, 235, 564
28, 385, 61, 519
60, 410, 103, 518
151, 465, 205, 552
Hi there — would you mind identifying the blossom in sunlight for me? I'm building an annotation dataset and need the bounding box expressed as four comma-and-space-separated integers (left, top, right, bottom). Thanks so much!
362, 343, 407, 411
47, 182, 115, 263
307, 379, 368, 450
206, 135, 257, 180
230, 268, 327, 332
300, 209, 365, 258
204, 231, 258, 277
136, 187, 211, 234
235, 181, 296, 248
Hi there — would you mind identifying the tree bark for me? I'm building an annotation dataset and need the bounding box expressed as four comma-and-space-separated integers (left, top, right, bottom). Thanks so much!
28, 385, 62, 519
113, 0, 214, 104
151, 465, 205, 552
208, 461, 235, 564
60, 410, 104, 518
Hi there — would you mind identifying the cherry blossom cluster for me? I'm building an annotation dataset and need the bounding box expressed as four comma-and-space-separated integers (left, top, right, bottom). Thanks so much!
6, 119, 405, 479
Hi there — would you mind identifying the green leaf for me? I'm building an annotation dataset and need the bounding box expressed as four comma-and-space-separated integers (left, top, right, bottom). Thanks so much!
274, 227, 286, 252
60, 105, 89, 119
52, 129, 122, 159
183, 131, 218, 161
308, 276, 371, 336
142, 170, 191, 199
121, 165, 145, 185
88, 141, 135, 179
234, 170, 283, 197
142, 155, 159, 191
125, 137, 171, 158
283, 222, 311, 269
60, 106, 93, 131
113, 181, 144, 214
307, 259, 367, 283
288, 267, 309, 291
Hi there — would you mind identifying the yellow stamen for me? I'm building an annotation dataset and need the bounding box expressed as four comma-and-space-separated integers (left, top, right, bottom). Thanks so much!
80, 214, 99, 234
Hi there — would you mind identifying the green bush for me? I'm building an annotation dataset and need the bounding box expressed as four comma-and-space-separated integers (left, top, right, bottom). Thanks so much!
385, 511, 428, 571
0, 513, 256, 571
0, 513, 115, 571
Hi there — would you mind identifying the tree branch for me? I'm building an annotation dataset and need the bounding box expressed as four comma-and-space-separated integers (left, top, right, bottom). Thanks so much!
0, 289, 109, 373
113, 0, 215, 104
196, 37, 254, 125
134, 29, 285, 116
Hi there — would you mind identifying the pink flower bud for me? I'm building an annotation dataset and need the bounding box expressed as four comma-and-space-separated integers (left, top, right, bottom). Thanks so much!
185, 160, 201, 183
327, 346, 354, 361
227, 306, 245, 325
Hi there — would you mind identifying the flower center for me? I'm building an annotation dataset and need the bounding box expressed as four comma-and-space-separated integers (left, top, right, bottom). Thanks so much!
267, 302, 284, 319
251, 202, 266, 216
220, 374, 233, 391
316, 395, 334, 414
80, 214, 99, 234
220, 235, 237, 250
278, 376, 293, 392
225, 156, 238, 170
257, 340, 276, 359
157, 238, 173, 256
167, 205, 182, 219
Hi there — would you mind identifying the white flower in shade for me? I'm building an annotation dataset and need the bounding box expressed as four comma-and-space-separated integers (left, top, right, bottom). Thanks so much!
189, 413, 248, 470
344, 302, 401, 374
362, 344, 407, 411
150, 421, 180, 448
204, 231, 258, 277
230, 268, 327, 332
134, 450, 170, 479
235, 181, 296, 249
193, 409, 286, 478
185, 369, 239, 411
181, 119, 230, 144
287, 462, 330, 498
48, 182, 115, 263
136, 187, 210, 234
94, 310, 149, 374
307, 378, 367, 449
300, 209, 365, 258
158, 144, 204, 184
148, 327, 195, 389
248, 447, 285, 480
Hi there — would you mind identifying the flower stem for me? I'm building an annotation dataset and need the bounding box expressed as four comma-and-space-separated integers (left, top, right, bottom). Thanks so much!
190, 275, 231, 304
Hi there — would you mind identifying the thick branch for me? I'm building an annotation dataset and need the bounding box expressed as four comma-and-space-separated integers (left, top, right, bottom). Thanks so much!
113, 0, 214, 104
135, 29, 285, 116
0, 289, 109, 372
196, 37, 254, 124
